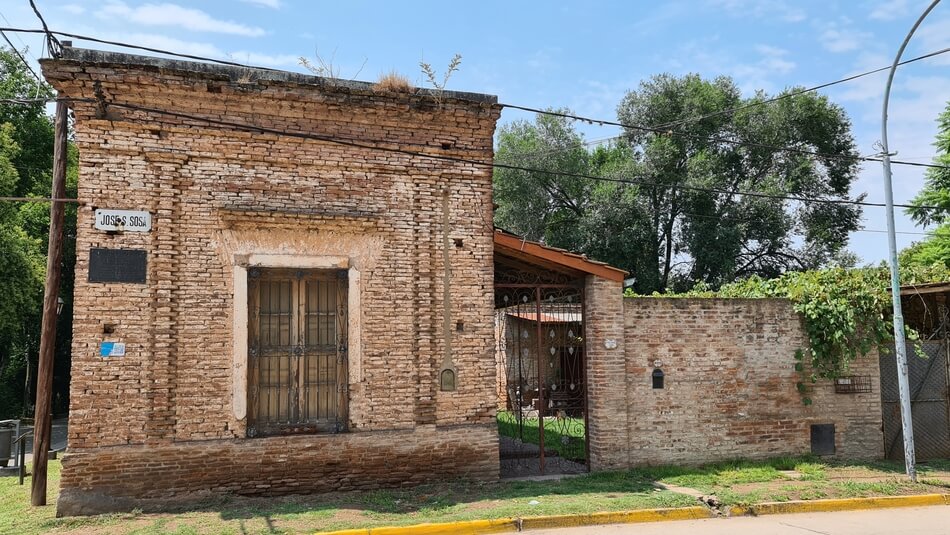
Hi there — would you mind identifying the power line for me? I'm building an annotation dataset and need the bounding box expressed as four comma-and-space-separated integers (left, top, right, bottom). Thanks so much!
0, 28, 277, 72
27, 0, 60, 57
0, 196, 80, 203
0, 97, 58, 105
0, 30, 42, 82
90, 97, 940, 211
501, 103, 950, 171
0, 11, 38, 60
2, 99, 943, 219
858, 228, 935, 236
7, 93, 906, 209
503, 44, 950, 164
654, 45, 950, 131
0, 26, 937, 210
2, 26, 947, 171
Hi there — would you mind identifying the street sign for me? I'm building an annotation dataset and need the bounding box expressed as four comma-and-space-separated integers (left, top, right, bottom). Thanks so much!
94, 209, 151, 232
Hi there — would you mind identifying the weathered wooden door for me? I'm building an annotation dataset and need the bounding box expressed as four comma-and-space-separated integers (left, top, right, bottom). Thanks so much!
247, 268, 348, 436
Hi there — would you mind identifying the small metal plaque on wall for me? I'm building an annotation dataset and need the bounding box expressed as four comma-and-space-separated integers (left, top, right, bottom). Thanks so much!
88, 248, 147, 283
810, 423, 836, 456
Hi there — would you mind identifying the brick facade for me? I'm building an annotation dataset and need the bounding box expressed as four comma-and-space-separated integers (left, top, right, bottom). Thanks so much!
42, 48, 502, 515
618, 298, 883, 465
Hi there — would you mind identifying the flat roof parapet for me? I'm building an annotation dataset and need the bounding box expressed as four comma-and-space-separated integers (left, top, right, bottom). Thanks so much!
48, 46, 498, 105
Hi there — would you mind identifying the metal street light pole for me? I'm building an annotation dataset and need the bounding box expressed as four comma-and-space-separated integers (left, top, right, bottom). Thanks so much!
881, 0, 941, 483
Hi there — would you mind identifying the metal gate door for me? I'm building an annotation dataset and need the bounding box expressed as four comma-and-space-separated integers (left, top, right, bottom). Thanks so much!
880, 338, 950, 460
495, 284, 588, 477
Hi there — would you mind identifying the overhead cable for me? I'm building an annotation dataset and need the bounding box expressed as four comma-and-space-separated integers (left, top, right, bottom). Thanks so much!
100, 98, 941, 211
501, 104, 950, 171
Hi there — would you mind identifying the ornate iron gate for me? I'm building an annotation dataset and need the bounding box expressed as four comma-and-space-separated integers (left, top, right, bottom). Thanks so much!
880, 335, 950, 460
495, 283, 588, 477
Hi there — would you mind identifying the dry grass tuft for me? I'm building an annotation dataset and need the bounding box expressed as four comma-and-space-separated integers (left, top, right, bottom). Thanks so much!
375, 70, 413, 93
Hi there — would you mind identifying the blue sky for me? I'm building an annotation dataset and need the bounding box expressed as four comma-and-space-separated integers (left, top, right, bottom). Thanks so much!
3, 0, 950, 264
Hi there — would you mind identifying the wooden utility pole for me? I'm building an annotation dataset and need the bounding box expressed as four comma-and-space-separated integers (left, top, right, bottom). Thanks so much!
31, 99, 68, 506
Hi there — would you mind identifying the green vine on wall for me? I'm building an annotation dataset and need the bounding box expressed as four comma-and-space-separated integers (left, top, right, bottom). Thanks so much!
625, 265, 950, 404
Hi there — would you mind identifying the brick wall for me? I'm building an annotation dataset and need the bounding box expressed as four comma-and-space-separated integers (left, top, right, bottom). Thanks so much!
619, 298, 882, 466
42, 48, 502, 515
584, 276, 629, 470
58, 423, 498, 515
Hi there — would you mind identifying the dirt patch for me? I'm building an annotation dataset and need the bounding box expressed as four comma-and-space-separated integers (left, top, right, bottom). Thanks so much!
464, 500, 504, 512
826, 467, 900, 481
58, 518, 153, 535
728, 479, 814, 495
330, 509, 368, 522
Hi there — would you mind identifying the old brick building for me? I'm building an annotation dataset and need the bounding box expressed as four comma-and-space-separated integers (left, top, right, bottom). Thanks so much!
44, 45, 889, 517
43, 46, 502, 515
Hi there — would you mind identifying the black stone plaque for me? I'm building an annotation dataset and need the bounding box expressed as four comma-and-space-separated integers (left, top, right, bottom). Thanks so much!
88, 248, 147, 283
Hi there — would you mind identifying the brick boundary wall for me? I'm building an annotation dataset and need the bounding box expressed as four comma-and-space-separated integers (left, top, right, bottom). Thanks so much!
618, 298, 883, 466
57, 423, 498, 515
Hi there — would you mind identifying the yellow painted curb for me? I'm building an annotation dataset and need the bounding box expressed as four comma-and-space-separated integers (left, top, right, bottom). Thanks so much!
518, 506, 714, 530
315, 517, 518, 535
729, 493, 950, 517
316, 495, 950, 534
315, 507, 712, 534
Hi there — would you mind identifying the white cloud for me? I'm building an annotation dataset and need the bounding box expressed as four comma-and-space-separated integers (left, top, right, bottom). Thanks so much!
869, 0, 911, 21
662, 39, 797, 95
914, 15, 950, 66
98, 1, 266, 37
817, 19, 871, 53
240, 0, 281, 8
117, 33, 298, 68
229, 51, 299, 67
124, 32, 226, 58
62, 4, 86, 15
706, 0, 806, 23
848, 73, 950, 224
524, 48, 560, 74
752, 44, 796, 75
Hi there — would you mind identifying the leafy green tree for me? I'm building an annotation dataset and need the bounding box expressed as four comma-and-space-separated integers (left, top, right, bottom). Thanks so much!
908, 101, 950, 226
902, 100, 950, 275
0, 122, 44, 416
900, 224, 950, 269
494, 74, 863, 293
0, 46, 77, 418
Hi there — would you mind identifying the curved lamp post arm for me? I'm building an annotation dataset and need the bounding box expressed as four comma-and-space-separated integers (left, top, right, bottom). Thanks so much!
881, 0, 941, 483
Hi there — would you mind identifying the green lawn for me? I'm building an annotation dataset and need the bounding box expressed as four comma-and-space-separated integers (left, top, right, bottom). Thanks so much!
496, 410, 586, 461
7, 457, 950, 533
641, 457, 950, 506
3, 461, 694, 534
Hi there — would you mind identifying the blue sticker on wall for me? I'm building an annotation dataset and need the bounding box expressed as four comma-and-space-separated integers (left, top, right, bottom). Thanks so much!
100, 342, 126, 357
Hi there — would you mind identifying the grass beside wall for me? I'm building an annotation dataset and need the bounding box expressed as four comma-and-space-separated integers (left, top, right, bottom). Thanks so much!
7, 457, 950, 534
3, 460, 693, 534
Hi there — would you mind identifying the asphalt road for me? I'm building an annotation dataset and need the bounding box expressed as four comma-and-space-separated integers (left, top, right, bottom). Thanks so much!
2, 417, 68, 465
531, 506, 950, 534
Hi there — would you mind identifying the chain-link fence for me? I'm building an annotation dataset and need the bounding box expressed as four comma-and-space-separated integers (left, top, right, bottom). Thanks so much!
880, 335, 950, 460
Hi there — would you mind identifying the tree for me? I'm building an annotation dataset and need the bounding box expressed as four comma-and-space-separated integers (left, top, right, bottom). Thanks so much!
0, 46, 77, 418
494, 74, 863, 293
900, 224, 950, 270
901, 101, 950, 276
908, 101, 950, 226
0, 122, 44, 416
